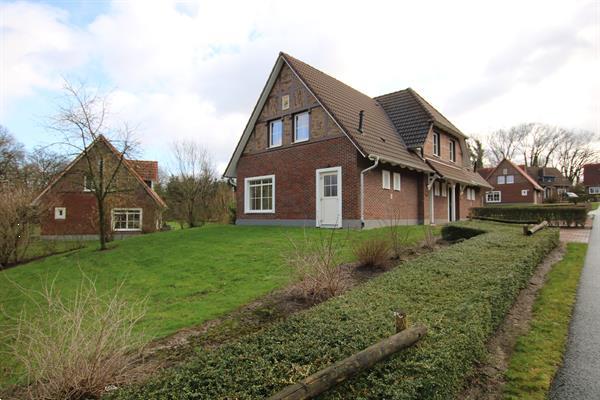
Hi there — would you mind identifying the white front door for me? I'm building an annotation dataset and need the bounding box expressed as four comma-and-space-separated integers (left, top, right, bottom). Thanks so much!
316, 167, 342, 228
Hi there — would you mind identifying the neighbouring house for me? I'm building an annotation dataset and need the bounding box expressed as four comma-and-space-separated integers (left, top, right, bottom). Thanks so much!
478, 158, 544, 204
223, 52, 492, 228
32, 135, 167, 239
520, 166, 571, 200
583, 163, 600, 196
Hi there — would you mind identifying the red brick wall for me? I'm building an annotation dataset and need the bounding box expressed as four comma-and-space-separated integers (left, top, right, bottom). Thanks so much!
236, 137, 361, 222
361, 163, 422, 222
39, 141, 163, 236
584, 163, 600, 186
484, 159, 539, 204
423, 128, 467, 167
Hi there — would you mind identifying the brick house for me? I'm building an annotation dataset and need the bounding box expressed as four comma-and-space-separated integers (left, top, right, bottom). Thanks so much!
478, 159, 544, 204
223, 52, 491, 228
583, 163, 600, 195
32, 135, 167, 239
520, 166, 571, 200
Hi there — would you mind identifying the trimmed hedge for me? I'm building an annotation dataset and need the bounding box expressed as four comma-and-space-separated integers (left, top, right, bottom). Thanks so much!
470, 206, 588, 227
111, 222, 558, 400
441, 225, 486, 242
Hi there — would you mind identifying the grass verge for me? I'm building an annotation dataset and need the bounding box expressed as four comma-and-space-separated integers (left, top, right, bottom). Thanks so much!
503, 242, 587, 400
110, 222, 558, 400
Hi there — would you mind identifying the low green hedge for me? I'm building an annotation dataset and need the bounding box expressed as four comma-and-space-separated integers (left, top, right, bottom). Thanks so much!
470, 206, 588, 227
112, 222, 558, 400
441, 225, 486, 242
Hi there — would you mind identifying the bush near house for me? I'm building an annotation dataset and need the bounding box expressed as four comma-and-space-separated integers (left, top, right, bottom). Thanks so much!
470, 205, 588, 227
112, 221, 558, 400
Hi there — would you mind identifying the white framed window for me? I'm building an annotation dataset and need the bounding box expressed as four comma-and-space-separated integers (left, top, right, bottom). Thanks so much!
486, 191, 501, 203
294, 112, 310, 142
506, 175, 514, 184
449, 139, 456, 162
269, 120, 283, 148
441, 182, 447, 197
589, 187, 600, 195
470, 188, 477, 200
557, 188, 567, 195
382, 170, 391, 189
54, 207, 66, 220
521, 189, 529, 196
497, 175, 506, 185
434, 181, 440, 196
112, 208, 142, 231
502, 168, 508, 175
83, 175, 93, 192
393, 172, 401, 191
244, 175, 275, 213
323, 174, 338, 197
433, 132, 440, 157
281, 95, 290, 110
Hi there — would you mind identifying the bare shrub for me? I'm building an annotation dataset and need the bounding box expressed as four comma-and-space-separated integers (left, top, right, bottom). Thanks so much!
4, 276, 147, 400
354, 237, 390, 268
286, 229, 350, 303
385, 208, 412, 259
0, 186, 38, 267
423, 225, 436, 250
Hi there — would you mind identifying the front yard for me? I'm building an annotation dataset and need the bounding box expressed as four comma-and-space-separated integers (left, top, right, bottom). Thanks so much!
0, 223, 429, 388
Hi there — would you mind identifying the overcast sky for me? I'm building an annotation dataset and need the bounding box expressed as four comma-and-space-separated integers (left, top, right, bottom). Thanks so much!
1, 0, 599, 173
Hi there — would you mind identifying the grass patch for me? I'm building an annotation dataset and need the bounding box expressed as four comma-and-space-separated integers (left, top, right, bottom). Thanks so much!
111, 222, 558, 399
590, 202, 599, 211
503, 242, 587, 400
0, 224, 430, 389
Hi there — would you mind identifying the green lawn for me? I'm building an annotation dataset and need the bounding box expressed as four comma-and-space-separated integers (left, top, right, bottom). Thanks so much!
17, 238, 85, 264
590, 202, 599, 211
503, 243, 587, 400
0, 223, 431, 388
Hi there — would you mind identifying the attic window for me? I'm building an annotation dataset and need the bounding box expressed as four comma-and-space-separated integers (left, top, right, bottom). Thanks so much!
433, 132, 440, 157
282, 95, 290, 111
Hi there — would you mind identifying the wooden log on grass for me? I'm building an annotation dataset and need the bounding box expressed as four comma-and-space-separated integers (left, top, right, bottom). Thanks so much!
525, 221, 548, 235
268, 325, 427, 400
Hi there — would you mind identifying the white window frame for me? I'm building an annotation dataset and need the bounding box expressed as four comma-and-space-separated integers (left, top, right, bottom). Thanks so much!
393, 172, 401, 191
441, 182, 447, 197
486, 191, 501, 203
434, 181, 440, 196
281, 95, 290, 110
382, 170, 391, 189
433, 132, 440, 157
54, 207, 66, 220
111, 208, 143, 232
83, 175, 93, 192
294, 112, 310, 143
521, 189, 529, 196
506, 175, 514, 184
244, 174, 275, 214
502, 168, 508, 175
449, 139, 456, 162
269, 120, 283, 148
589, 187, 600, 195
497, 175, 506, 185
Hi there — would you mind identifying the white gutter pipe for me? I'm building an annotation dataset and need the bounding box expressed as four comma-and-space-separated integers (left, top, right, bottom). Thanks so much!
360, 155, 380, 228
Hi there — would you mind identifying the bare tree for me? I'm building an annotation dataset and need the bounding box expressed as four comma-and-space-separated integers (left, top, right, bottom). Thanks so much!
554, 129, 599, 184
486, 124, 529, 165
519, 123, 563, 167
22, 146, 69, 189
0, 186, 39, 267
48, 80, 138, 250
0, 125, 25, 183
167, 140, 216, 228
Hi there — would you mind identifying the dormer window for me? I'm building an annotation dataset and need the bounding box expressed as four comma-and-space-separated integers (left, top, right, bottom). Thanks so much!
433, 132, 440, 157
269, 120, 283, 148
449, 139, 456, 162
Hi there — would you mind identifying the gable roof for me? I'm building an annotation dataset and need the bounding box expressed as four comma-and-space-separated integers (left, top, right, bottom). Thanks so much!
32, 135, 167, 208
521, 166, 571, 187
477, 167, 494, 180
485, 158, 544, 191
375, 88, 465, 148
223, 52, 434, 178
129, 160, 159, 182
426, 159, 493, 189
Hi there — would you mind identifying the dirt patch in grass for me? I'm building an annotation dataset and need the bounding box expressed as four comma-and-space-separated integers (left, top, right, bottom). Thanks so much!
459, 243, 566, 400
140, 239, 445, 372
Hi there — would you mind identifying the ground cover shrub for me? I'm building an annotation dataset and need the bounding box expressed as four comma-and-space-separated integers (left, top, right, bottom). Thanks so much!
111, 221, 558, 400
4, 276, 147, 400
470, 206, 588, 227
354, 237, 390, 268
285, 229, 350, 303
441, 225, 486, 242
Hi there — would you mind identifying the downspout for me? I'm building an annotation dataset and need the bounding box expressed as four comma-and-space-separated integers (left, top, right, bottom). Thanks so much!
360, 155, 379, 228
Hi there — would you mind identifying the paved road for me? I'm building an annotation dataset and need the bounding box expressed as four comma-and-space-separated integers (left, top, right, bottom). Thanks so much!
550, 209, 600, 399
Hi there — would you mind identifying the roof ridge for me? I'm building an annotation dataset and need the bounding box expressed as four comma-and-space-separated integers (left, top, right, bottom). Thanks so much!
373, 87, 411, 100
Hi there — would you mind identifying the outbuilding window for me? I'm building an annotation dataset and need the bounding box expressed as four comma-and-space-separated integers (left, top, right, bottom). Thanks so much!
245, 175, 275, 213
112, 208, 142, 231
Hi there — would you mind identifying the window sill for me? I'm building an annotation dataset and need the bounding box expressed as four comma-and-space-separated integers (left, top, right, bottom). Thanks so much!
268, 144, 282, 149
293, 138, 309, 144
114, 229, 142, 232
244, 210, 275, 214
